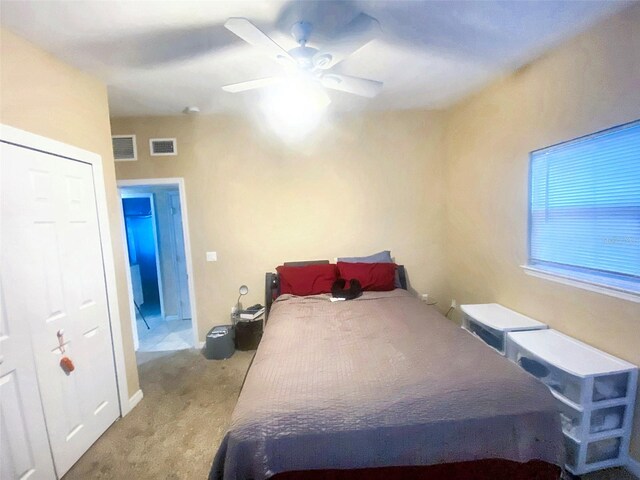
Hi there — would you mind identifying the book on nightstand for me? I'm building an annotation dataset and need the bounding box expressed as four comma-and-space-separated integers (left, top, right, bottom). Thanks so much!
239, 304, 265, 320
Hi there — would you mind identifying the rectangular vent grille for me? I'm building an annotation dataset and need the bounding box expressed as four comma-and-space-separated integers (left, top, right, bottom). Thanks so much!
150, 138, 177, 156
112, 135, 137, 161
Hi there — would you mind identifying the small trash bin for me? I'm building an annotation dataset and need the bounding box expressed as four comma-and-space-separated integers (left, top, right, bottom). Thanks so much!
204, 325, 235, 360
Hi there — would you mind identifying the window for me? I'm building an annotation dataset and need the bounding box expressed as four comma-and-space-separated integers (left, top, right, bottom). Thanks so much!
527, 120, 640, 299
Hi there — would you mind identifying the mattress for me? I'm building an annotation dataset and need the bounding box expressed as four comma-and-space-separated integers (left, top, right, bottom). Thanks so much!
210, 290, 563, 480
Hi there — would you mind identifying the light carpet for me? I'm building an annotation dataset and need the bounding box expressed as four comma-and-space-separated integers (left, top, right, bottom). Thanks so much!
63, 349, 253, 479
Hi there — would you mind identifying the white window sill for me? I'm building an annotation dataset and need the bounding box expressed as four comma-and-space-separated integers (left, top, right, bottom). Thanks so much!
522, 265, 640, 303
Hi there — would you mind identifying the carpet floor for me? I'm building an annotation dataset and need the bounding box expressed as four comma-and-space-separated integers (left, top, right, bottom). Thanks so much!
63, 349, 254, 480
62, 349, 636, 480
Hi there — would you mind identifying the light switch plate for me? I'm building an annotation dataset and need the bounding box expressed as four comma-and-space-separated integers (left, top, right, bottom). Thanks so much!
206, 251, 217, 262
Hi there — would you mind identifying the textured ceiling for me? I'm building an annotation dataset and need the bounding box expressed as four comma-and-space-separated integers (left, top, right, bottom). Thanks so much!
0, 0, 629, 117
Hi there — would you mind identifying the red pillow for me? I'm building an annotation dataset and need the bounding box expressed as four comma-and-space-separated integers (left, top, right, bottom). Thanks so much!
276, 264, 338, 296
337, 262, 396, 291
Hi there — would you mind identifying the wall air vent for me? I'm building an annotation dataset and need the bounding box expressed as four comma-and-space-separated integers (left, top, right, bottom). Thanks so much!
150, 138, 177, 156
112, 135, 137, 161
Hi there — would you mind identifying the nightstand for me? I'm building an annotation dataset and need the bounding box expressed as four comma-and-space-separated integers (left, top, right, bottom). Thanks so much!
233, 315, 263, 351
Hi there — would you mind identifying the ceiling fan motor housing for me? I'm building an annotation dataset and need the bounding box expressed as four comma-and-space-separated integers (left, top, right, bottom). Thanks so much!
291, 21, 312, 45
289, 21, 333, 70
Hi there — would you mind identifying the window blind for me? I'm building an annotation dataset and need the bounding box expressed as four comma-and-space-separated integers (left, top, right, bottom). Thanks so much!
529, 120, 640, 293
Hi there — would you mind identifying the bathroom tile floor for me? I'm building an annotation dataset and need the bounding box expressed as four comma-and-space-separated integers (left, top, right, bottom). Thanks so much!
136, 309, 193, 352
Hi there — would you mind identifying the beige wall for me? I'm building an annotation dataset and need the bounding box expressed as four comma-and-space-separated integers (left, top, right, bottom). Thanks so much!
0, 28, 140, 397
112, 111, 448, 340
443, 4, 640, 459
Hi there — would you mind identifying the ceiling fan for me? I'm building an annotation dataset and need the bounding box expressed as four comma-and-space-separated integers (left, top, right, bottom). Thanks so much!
222, 14, 383, 99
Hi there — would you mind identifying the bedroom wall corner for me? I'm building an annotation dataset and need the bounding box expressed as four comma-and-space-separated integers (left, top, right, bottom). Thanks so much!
0, 27, 140, 398
440, 4, 640, 460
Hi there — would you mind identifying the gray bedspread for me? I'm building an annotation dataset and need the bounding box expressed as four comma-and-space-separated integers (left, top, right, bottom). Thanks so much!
210, 290, 563, 480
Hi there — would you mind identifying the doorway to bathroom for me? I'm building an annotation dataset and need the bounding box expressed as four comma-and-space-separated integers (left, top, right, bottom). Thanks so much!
119, 180, 197, 352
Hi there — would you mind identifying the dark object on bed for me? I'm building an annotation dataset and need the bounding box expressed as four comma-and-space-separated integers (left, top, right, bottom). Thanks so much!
331, 278, 362, 300
264, 261, 408, 320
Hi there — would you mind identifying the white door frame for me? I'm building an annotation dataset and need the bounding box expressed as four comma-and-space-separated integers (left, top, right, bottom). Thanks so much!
0, 124, 136, 417
117, 178, 199, 348
120, 192, 166, 321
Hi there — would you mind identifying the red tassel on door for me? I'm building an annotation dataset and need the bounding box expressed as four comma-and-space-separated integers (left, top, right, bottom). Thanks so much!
60, 356, 75, 374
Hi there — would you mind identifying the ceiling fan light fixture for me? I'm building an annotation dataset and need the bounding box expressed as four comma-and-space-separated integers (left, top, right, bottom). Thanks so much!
261, 78, 330, 143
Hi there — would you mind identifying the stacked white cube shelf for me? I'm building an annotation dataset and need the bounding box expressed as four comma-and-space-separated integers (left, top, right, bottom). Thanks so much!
506, 329, 638, 475
460, 303, 548, 355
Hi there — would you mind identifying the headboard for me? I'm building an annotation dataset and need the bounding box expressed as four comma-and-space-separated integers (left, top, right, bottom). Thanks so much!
265, 262, 408, 320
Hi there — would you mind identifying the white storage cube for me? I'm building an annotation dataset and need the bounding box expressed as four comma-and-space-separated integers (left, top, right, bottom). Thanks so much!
460, 303, 547, 355
466, 319, 505, 352
564, 436, 580, 470
507, 330, 636, 408
589, 405, 626, 434
593, 373, 629, 402
558, 400, 582, 440
507, 336, 584, 405
506, 329, 638, 475
564, 435, 624, 470
558, 401, 628, 443
586, 437, 622, 464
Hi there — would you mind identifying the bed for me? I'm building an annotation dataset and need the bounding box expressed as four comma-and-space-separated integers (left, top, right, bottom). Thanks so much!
210, 263, 563, 480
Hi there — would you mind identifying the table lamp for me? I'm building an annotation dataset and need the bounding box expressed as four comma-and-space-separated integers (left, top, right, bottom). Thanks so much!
236, 285, 248, 313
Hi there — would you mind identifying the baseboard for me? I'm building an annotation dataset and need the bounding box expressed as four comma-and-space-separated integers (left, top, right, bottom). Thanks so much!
627, 456, 640, 478
127, 389, 144, 413
164, 314, 179, 321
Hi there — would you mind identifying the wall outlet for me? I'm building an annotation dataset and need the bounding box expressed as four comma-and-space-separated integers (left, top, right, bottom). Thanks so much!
206, 251, 217, 262
450, 299, 457, 309
421, 293, 430, 303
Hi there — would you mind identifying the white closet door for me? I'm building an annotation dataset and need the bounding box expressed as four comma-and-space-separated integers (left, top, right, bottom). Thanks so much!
1, 142, 119, 477
0, 279, 56, 479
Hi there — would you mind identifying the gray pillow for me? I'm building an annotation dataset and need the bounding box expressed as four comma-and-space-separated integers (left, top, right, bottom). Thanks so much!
337, 250, 392, 264
337, 250, 402, 288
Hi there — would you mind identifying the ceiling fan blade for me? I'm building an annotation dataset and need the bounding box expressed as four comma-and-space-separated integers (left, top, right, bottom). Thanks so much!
222, 77, 283, 93
224, 18, 293, 63
321, 74, 383, 98
318, 13, 381, 69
